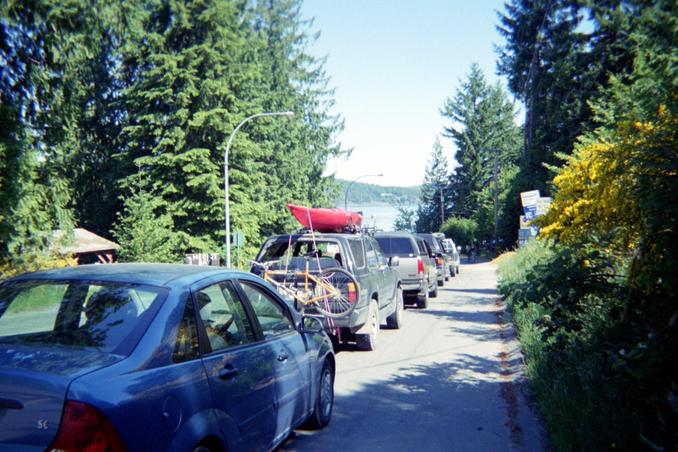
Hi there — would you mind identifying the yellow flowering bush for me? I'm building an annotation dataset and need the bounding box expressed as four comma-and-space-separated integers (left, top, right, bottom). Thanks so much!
539, 106, 676, 252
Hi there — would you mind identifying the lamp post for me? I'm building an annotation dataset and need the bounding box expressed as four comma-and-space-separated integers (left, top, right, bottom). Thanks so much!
224, 111, 294, 268
344, 173, 384, 210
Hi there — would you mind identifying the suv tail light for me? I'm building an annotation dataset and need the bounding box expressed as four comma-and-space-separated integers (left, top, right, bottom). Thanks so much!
417, 257, 424, 275
347, 282, 357, 303
50, 400, 125, 452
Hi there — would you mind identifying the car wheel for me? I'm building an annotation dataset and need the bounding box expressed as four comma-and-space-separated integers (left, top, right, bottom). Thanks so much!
450, 265, 456, 277
357, 300, 379, 351
303, 359, 335, 429
429, 281, 438, 298
456, 265, 460, 275
386, 289, 403, 329
417, 287, 429, 309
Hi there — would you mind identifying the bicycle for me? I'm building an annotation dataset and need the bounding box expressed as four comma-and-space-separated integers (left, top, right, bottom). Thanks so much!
252, 258, 359, 319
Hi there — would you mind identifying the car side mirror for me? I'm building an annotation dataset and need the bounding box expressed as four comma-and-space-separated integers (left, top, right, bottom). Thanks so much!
389, 256, 400, 267
429, 252, 436, 259
300, 316, 324, 334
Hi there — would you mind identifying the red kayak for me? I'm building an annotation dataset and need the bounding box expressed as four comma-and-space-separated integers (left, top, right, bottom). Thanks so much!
286, 204, 362, 232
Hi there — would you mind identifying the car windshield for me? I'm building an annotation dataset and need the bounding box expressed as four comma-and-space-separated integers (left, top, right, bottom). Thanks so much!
375, 237, 416, 256
0, 280, 165, 355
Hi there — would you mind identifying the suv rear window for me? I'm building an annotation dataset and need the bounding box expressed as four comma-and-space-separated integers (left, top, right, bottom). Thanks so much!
257, 238, 343, 270
375, 237, 416, 256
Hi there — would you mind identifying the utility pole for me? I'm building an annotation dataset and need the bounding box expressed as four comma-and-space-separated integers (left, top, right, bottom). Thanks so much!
440, 186, 445, 228
493, 147, 499, 242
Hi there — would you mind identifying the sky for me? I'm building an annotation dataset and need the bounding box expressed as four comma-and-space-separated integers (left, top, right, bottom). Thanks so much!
301, 0, 514, 187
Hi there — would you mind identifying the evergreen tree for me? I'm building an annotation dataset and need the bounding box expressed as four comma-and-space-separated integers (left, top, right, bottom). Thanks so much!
415, 138, 449, 232
112, 179, 181, 263
119, 0, 261, 256
496, 0, 637, 192
0, 0, 78, 267
249, 0, 346, 238
440, 64, 521, 243
393, 206, 417, 232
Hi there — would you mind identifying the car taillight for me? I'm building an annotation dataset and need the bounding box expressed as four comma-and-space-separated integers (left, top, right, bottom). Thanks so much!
50, 400, 125, 452
417, 257, 424, 274
347, 282, 356, 303
437, 257, 443, 267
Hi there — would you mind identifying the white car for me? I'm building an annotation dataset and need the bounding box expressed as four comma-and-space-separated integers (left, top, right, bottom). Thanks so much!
442, 238, 460, 276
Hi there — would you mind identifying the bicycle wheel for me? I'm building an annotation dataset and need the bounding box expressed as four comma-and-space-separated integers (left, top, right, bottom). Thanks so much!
313, 268, 359, 319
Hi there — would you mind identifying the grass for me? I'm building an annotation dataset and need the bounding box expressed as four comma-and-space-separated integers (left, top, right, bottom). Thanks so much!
497, 241, 641, 451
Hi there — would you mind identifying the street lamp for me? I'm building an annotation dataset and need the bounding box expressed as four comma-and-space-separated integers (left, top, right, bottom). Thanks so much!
344, 173, 384, 210
224, 111, 294, 268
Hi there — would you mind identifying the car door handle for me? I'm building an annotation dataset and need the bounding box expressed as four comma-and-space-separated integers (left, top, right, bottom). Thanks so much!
218, 365, 238, 380
277, 353, 289, 362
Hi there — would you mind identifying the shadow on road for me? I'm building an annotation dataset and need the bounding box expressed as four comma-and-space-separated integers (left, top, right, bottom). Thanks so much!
280, 356, 525, 452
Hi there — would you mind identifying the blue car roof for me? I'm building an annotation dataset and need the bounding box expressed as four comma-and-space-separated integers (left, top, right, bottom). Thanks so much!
7, 263, 247, 288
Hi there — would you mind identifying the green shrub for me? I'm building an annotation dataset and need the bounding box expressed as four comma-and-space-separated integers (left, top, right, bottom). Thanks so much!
440, 216, 478, 248
498, 240, 657, 451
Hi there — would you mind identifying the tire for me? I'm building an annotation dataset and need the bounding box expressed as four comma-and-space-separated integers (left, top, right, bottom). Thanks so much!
357, 300, 379, 351
313, 268, 359, 319
386, 288, 404, 329
456, 266, 460, 275
303, 360, 335, 429
450, 265, 456, 278
416, 287, 428, 309
429, 281, 438, 298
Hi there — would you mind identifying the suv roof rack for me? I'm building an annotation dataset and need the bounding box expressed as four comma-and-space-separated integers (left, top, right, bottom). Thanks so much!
294, 225, 363, 235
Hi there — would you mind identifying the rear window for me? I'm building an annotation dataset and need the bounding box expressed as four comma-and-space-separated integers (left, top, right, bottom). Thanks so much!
420, 236, 441, 253
256, 238, 344, 270
375, 237, 416, 256
0, 280, 165, 355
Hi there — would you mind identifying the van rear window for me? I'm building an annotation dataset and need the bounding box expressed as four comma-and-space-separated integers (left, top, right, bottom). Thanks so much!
375, 237, 415, 256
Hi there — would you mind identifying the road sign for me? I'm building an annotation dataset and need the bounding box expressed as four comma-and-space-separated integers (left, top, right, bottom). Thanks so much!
536, 197, 552, 216
184, 253, 220, 266
232, 230, 245, 246
520, 190, 540, 208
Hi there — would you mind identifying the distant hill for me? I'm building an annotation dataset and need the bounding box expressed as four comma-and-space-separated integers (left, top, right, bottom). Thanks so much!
335, 179, 420, 206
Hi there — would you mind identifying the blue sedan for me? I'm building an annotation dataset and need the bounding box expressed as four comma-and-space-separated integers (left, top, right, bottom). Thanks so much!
0, 264, 335, 451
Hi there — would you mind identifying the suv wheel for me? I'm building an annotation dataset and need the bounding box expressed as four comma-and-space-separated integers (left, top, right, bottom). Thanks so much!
357, 300, 379, 351
429, 281, 438, 298
417, 287, 429, 309
386, 289, 403, 329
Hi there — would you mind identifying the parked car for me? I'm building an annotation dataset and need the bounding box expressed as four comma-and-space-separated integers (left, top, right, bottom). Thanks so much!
253, 231, 402, 351
0, 264, 335, 452
442, 238, 461, 276
416, 233, 448, 286
374, 231, 438, 308
432, 233, 457, 281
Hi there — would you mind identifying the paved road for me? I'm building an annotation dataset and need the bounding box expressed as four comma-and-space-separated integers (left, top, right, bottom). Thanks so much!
281, 259, 548, 452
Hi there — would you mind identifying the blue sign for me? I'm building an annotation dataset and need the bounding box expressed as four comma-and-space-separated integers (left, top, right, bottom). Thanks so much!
523, 205, 537, 220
